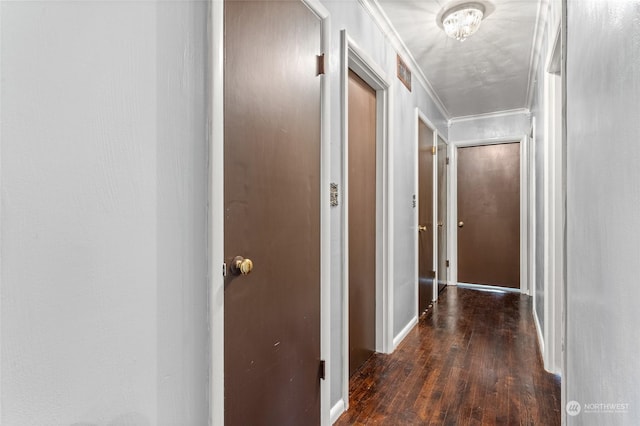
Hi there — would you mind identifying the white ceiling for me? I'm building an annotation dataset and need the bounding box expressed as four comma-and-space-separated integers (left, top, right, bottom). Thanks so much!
376, 0, 542, 118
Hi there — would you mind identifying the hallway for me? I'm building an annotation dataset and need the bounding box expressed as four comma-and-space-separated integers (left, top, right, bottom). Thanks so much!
336, 287, 561, 425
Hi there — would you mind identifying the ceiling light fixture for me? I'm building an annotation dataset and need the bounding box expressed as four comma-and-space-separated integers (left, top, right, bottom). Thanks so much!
441, 2, 485, 42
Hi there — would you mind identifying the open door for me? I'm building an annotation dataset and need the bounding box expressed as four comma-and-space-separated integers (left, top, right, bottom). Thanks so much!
437, 135, 448, 295
224, 1, 323, 424
348, 70, 377, 376
418, 120, 435, 311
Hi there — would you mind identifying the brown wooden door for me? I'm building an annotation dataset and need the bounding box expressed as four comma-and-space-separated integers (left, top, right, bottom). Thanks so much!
457, 143, 520, 288
348, 70, 377, 376
418, 120, 434, 312
224, 1, 322, 424
437, 135, 448, 295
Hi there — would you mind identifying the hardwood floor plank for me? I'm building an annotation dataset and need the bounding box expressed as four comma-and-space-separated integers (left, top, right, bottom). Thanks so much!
335, 287, 561, 425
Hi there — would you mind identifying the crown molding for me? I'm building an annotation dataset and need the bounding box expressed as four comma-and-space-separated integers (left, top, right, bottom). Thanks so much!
448, 108, 531, 126
358, 0, 451, 120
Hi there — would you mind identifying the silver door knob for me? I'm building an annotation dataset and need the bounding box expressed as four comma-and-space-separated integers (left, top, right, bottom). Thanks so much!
458, 221, 464, 228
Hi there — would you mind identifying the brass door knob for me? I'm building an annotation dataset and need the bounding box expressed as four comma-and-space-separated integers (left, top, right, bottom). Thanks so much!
231, 256, 254, 275
438, 221, 444, 227
418, 225, 427, 232
458, 221, 464, 228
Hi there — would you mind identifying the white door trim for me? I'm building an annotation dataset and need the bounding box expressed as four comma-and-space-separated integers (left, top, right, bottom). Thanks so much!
210, 1, 224, 424
305, 2, 332, 424
340, 29, 393, 413
449, 135, 530, 295
435, 132, 451, 301
543, 21, 563, 376
210, 1, 332, 424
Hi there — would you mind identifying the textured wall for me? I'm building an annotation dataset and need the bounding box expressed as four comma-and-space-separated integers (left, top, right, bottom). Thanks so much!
566, 1, 640, 424
0, 2, 209, 424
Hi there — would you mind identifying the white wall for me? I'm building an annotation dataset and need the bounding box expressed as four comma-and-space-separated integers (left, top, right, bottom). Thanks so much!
566, 1, 640, 424
321, 0, 448, 411
1, 2, 209, 424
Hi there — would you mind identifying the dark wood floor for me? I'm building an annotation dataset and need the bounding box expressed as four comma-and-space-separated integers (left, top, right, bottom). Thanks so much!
335, 287, 561, 425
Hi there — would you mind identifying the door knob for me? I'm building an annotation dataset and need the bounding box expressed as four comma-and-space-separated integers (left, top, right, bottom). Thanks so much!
458, 221, 464, 228
231, 256, 254, 275
418, 225, 427, 232
438, 221, 444, 227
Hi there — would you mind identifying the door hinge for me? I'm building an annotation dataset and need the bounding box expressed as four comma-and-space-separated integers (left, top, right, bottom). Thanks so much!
446, 157, 450, 165
222, 262, 227, 277
446, 260, 450, 268
319, 360, 326, 380
431, 146, 436, 155
316, 54, 325, 76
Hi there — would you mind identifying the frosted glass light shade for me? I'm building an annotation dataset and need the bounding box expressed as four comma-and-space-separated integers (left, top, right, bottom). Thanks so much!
442, 3, 485, 42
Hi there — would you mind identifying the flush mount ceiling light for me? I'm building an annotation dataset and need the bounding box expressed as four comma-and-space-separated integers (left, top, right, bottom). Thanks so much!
441, 2, 486, 42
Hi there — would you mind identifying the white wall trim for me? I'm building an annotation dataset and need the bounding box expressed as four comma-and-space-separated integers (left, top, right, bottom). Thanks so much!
447, 138, 458, 287
209, 0, 224, 424
330, 399, 346, 424
450, 135, 530, 295
520, 134, 530, 295
356, 0, 450, 120
525, 0, 550, 109
448, 108, 531, 126
529, 118, 537, 318
340, 29, 394, 414
435, 132, 450, 299
211, 2, 332, 424
413, 109, 420, 318
533, 303, 545, 360
393, 316, 418, 349
0, 0, 3, 417
458, 282, 522, 294
541, 20, 563, 376
302, 1, 333, 424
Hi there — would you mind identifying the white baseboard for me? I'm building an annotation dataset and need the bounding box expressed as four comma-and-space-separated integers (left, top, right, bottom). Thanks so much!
533, 307, 545, 360
458, 282, 522, 294
392, 316, 418, 349
330, 399, 346, 424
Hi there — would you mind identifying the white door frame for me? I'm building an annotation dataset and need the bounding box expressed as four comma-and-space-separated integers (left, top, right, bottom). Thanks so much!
543, 21, 564, 376
435, 131, 451, 300
412, 108, 451, 310
210, 1, 331, 424
414, 109, 438, 315
339, 29, 394, 413
449, 135, 530, 295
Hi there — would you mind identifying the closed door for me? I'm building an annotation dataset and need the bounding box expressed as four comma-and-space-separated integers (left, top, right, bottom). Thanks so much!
457, 143, 520, 288
224, 1, 322, 424
418, 120, 434, 312
437, 135, 448, 295
348, 70, 377, 377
